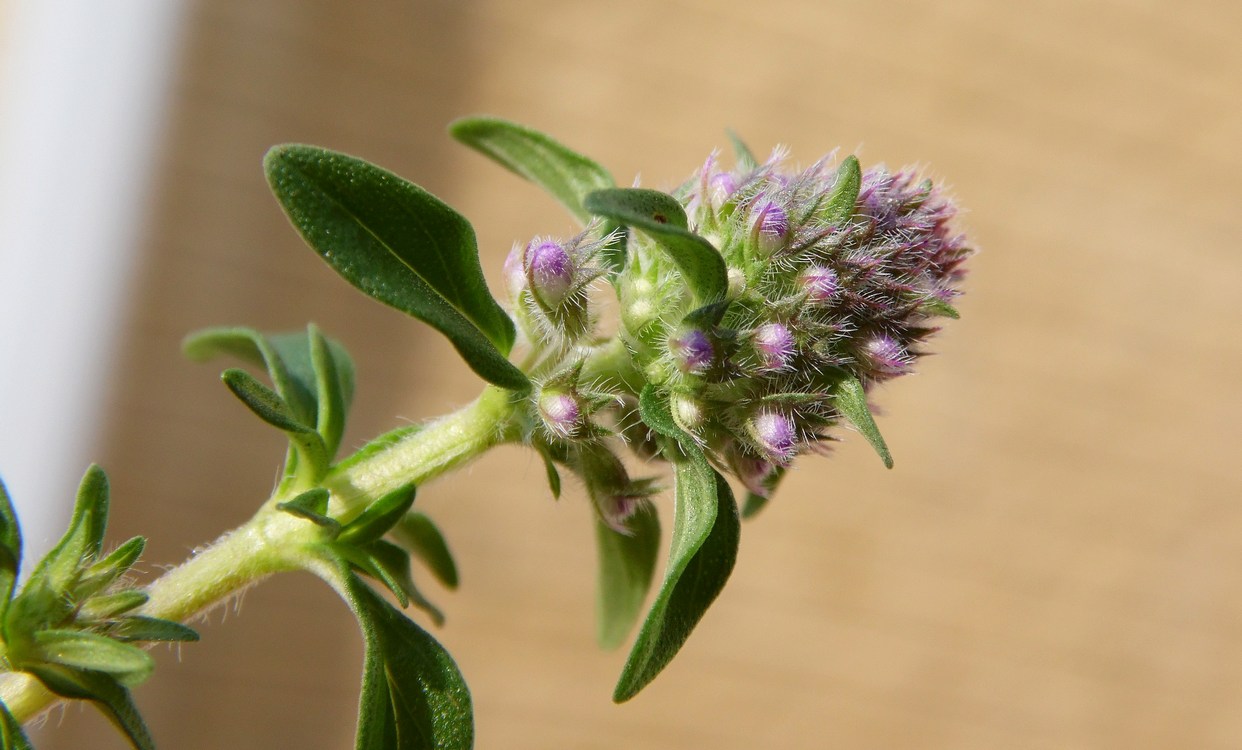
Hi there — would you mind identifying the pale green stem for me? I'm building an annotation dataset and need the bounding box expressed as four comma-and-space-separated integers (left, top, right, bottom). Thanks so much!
0, 385, 523, 724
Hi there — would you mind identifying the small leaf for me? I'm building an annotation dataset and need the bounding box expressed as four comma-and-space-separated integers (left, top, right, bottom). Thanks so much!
76, 537, 146, 599
338, 486, 417, 546
834, 375, 894, 468
334, 566, 473, 749
264, 145, 528, 392
392, 513, 459, 590
595, 503, 660, 650
33, 629, 154, 686
111, 616, 200, 643
449, 116, 626, 271
24, 465, 111, 597
613, 461, 740, 702
222, 368, 328, 472
726, 129, 759, 171
277, 488, 340, 532
309, 324, 352, 457
334, 425, 422, 473
819, 155, 861, 227
584, 188, 728, 304
920, 297, 960, 319
0, 478, 22, 614
79, 591, 149, 620
25, 664, 154, 750
0, 700, 33, 750
534, 446, 562, 500
362, 540, 444, 627
183, 327, 317, 427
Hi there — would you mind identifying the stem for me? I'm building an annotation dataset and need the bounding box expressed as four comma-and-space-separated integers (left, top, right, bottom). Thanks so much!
0, 385, 522, 723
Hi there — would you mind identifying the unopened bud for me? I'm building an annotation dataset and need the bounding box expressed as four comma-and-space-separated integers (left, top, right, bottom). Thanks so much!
753, 322, 795, 372
670, 328, 714, 375
538, 390, 582, 439
751, 410, 798, 464
525, 239, 574, 309
751, 199, 788, 254
671, 393, 705, 433
861, 334, 911, 376
800, 265, 839, 303
710, 172, 738, 205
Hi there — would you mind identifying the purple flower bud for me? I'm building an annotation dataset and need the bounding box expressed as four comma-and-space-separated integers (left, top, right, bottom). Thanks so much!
538, 390, 582, 439
753, 322, 795, 371
670, 328, 714, 375
751, 199, 788, 254
729, 450, 777, 498
525, 239, 574, 309
861, 334, 911, 376
751, 410, 798, 464
709, 172, 738, 205
800, 265, 839, 303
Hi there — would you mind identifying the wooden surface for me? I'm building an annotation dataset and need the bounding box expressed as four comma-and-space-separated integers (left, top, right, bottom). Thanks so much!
37, 0, 1242, 747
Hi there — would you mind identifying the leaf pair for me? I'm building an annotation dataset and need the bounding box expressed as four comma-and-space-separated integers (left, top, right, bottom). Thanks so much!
185, 325, 355, 484
0, 467, 197, 750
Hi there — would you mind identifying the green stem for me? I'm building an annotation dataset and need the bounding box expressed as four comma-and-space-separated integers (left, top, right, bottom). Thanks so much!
0, 385, 523, 724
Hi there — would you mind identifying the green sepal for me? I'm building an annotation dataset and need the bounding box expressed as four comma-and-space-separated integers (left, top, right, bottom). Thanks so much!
0, 478, 22, 619
338, 486, 417, 546
584, 188, 728, 305
264, 145, 528, 392
594, 503, 660, 650
24, 663, 154, 750
221, 368, 329, 474
111, 616, 200, 643
834, 375, 894, 468
32, 629, 154, 686
392, 513, 459, 590
79, 591, 149, 620
819, 155, 861, 227
726, 129, 759, 171
920, 297, 960, 319
76, 536, 146, 600
613, 458, 740, 703
324, 563, 472, 749
448, 116, 626, 274
0, 700, 33, 750
277, 488, 340, 533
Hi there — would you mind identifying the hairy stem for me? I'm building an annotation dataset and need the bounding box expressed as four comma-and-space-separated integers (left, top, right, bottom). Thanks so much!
0, 385, 523, 724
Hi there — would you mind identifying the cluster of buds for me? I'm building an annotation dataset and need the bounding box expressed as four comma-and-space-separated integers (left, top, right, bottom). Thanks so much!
512, 145, 972, 524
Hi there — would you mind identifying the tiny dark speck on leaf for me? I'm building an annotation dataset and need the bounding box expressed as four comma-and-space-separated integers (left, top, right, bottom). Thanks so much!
653, 213, 667, 224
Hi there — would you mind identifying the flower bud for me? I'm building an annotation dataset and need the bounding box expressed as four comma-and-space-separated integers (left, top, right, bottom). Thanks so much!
750, 199, 788, 254
670, 328, 714, 375
860, 333, 911, 377
800, 265, 839, 303
750, 410, 798, 464
710, 172, 738, 205
671, 393, 705, 433
525, 239, 574, 309
538, 389, 582, 439
753, 322, 795, 372
726, 446, 777, 498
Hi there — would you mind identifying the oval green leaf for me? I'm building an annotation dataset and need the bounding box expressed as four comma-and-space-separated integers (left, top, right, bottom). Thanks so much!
264, 145, 528, 392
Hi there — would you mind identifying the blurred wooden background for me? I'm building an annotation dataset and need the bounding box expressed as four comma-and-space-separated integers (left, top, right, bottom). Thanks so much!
34, 0, 1242, 747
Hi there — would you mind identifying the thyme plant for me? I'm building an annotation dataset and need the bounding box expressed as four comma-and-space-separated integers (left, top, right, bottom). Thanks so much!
0, 117, 972, 749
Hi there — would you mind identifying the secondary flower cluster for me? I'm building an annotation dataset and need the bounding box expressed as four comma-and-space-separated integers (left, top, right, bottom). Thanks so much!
508, 147, 972, 525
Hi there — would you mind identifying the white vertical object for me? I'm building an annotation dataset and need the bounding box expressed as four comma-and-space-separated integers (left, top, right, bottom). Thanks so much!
0, 0, 187, 564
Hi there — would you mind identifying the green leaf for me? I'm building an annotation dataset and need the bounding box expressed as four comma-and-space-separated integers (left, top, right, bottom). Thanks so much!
0, 700, 33, 750
725, 129, 759, 171
79, 591, 149, 620
614, 460, 740, 702
584, 188, 728, 304
277, 488, 340, 532
392, 513, 459, 590
819, 155, 861, 227
920, 297, 960, 319
334, 425, 422, 474
338, 486, 417, 546
111, 616, 200, 643
33, 629, 154, 686
595, 503, 660, 650
448, 117, 626, 270
834, 375, 894, 468
26, 465, 111, 596
309, 325, 352, 457
336, 567, 473, 749
536, 447, 562, 500
264, 145, 528, 392
25, 664, 154, 750
221, 368, 329, 472
76, 536, 146, 600
0, 478, 22, 616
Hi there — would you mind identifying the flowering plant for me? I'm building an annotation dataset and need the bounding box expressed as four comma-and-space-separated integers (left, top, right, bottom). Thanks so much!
0, 117, 971, 749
